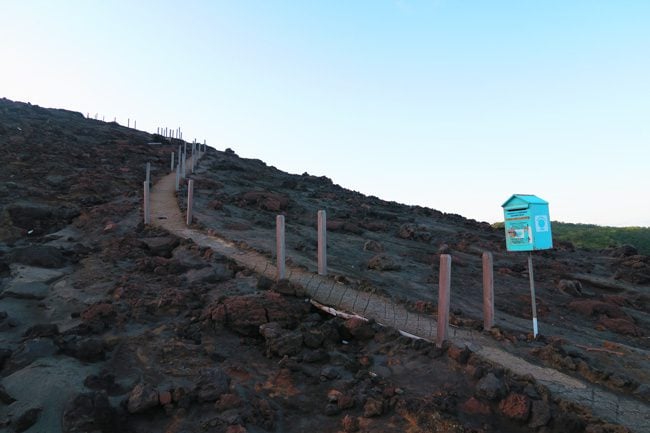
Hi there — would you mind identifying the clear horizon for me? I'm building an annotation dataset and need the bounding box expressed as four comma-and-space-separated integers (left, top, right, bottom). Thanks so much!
2, 1, 649, 227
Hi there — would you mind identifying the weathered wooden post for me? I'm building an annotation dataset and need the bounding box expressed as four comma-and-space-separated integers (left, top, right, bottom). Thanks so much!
191, 142, 195, 173
143, 181, 150, 225
482, 252, 495, 330
276, 215, 286, 280
317, 210, 327, 275
175, 162, 180, 192
186, 179, 194, 225
171, 152, 175, 172
182, 143, 187, 178
436, 254, 452, 348
145, 162, 150, 185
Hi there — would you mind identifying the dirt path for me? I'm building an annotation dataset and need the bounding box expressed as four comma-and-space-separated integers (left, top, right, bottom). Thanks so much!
150, 153, 650, 432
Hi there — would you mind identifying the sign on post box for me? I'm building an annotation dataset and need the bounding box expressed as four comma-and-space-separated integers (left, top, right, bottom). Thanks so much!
502, 195, 552, 252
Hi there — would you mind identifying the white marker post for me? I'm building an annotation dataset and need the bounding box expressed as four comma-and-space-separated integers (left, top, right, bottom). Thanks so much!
528, 253, 539, 337
276, 215, 286, 280
436, 254, 452, 348
186, 179, 194, 225
175, 162, 180, 192
128, 118, 130, 128
182, 143, 187, 178
317, 210, 327, 275
191, 142, 195, 173
143, 181, 150, 225
134, 120, 136, 129
482, 252, 495, 330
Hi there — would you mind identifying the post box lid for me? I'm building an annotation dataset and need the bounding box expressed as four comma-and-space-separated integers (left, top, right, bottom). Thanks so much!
502, 194, 548, 210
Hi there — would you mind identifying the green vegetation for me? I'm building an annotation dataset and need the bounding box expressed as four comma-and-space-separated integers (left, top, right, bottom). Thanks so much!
493, 222, 650, 255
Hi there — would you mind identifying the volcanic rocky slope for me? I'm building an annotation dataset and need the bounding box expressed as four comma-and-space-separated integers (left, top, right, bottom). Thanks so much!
0, 97, 647, 432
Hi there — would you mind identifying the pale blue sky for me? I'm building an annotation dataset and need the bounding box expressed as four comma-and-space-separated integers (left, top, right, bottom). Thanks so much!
2, 1, 649, 226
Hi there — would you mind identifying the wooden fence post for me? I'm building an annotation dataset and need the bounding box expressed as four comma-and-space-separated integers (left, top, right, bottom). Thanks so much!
186, 180, 194, 225
276, 215, 286, 280
318, 210, 327, 275
482, 252, 495, 329
143, 181, 150, 225
436, 254, 452, 348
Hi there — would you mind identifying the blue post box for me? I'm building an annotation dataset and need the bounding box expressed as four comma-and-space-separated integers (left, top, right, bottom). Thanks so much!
502, 195, 552, 252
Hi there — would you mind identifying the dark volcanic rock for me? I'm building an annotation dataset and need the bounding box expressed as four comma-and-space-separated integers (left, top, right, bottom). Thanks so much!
4, 339, 58, 372
184, 264, 234, 284
23, 323, 59, 339
597, 317, 644, 336
2, 282, 49, 300
63, 392, 115, 433
14, 407, 42, 432
363, 240, 384, 252
142, 236, 180, 257
608, 245, 638, 258
127, 383, 159, 414
498, 392, 531, 421
197, 367, 231, 402
0, 384, 16, 405
568, 299, 626, 319
59, 336, 106, 362
209, 292, 310, 336
367, 254, 401, 271
240, 191, 289, 211
475, 373, 507, 401
557, 279, 583, 296
341, 318, 375, 340
5, 202, 79, 234
9, 245, 67, 268
260, 322, 303, 357
529, 400, 551, 428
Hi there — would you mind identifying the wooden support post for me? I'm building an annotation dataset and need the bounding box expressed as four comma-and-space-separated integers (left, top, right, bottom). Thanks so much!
191, 142, 195, 173
171, 152, 175, 172
186, 179, 194, 225
143, 181, 150, 225
482, 252, 495, 330
175, 162, 180, 192
182, 143, 187, 178
276, 215, 286, 280
318, 210, 327, 275
528, 253, 539, 337
436, 254, 452, 348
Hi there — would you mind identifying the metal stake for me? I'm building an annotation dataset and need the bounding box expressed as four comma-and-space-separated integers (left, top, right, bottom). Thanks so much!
528, 252, 539, 337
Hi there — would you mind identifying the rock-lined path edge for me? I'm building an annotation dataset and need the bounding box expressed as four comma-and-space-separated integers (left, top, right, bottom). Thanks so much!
150, 153, 649, 432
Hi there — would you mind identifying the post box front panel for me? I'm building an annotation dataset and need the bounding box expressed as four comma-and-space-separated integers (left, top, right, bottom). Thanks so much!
504, 208, 534, 251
